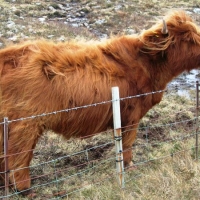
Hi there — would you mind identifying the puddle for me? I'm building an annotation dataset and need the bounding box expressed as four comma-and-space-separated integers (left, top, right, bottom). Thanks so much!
168, 69, 200, 97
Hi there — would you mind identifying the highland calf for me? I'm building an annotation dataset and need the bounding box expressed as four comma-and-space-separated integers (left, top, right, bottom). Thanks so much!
0, 10, 200, 194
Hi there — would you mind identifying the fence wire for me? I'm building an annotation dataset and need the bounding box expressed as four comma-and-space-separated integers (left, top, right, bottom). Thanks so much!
0, 86, 199, 199
0, 89, 166, 125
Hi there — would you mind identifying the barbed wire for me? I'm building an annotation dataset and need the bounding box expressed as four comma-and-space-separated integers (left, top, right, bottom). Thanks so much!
122, 131, 198, 160
121, 117, 197, 135
1, 127, 198, 193
1, 139, 197, 199
55, 173, 116, 200
0, 85, 199, 199
49, 169, 117, 200
3, 110, 195, 158
1, 134, 198, 198
2, 113, 195, 159
0, 89, 166, 125
0, 115, 196, 164
45, 139, 199, 200
0, 84, 197, 126
124, 144, 199, 175
0, 141, 114, 174
0, 113, 197, 167
1, 155, 116, 199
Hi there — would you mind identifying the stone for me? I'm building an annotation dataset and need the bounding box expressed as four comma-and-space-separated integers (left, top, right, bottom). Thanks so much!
38, 17, 46, 23
58, 4, 65, 10
9, 35, 18, 41
71, 23, 79, 27
7, 21, 15, 29
49, 6, 56, 12
194, 8, 200, 14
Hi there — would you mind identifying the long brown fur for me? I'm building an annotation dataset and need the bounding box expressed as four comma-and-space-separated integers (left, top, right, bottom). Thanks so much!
0, 10, 200, 192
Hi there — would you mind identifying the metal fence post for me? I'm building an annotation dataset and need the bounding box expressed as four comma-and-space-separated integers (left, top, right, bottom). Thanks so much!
196, 81, 199, 160
4, 117, 9, 199
112, 87, 125, 188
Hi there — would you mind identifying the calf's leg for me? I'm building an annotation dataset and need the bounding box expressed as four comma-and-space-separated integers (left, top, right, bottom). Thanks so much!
122, 124, 139, 168
4, 121, 41, 193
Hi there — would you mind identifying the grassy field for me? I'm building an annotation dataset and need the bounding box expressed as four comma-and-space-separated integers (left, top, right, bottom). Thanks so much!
3, 89, 199, 200
1, 0, 200, 199
29, 91, 200, 200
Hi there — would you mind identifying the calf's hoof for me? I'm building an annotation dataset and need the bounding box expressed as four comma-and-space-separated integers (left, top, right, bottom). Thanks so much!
18, 188, 37, 198
125, 161, 137, 171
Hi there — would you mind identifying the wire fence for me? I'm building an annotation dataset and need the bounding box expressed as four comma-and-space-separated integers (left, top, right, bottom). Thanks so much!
0, 82, 200, 199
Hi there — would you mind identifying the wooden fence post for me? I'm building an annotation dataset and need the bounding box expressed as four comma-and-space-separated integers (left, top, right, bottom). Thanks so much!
112, 87, 125, 188
196, 81, 199, 160
4, 117, 9, 199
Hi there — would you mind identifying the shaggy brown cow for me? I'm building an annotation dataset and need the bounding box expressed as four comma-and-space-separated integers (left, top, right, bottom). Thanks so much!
0, 10, 200, 194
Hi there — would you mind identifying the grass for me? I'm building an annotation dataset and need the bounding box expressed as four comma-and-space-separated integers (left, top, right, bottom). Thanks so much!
0, 0, 198, 46
2, 90, 199, 200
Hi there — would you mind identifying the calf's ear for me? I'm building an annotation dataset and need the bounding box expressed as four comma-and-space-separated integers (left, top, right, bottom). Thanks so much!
0, 57, 19, 76
43, 64, 57, 80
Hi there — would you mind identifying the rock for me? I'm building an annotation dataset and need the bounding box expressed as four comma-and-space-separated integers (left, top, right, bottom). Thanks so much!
71, 23, 79, 27
92, 6, 101, 9
193, 8, 200, 14
11, 6, 17, 12
126, 28, 136, 34
95, 19, 106, 25
57, 35, 66, 41
49, 6, 56, 12
47, 35, 54, 38
38, 17, 46, 23
57, 4, 65, 10
9, 35, 18, 41
28, 28, 34, 33
81, 6, 91, 13
67, 18, 77, 22
100, 34, 108, 39
7, 21, 15, 29
66, 7, 73, 11
6, 31, 14, 36
20, 33, 28, 39
124, 5, 129, 9
115, 5, 122, 10
83, 22, 89, 27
